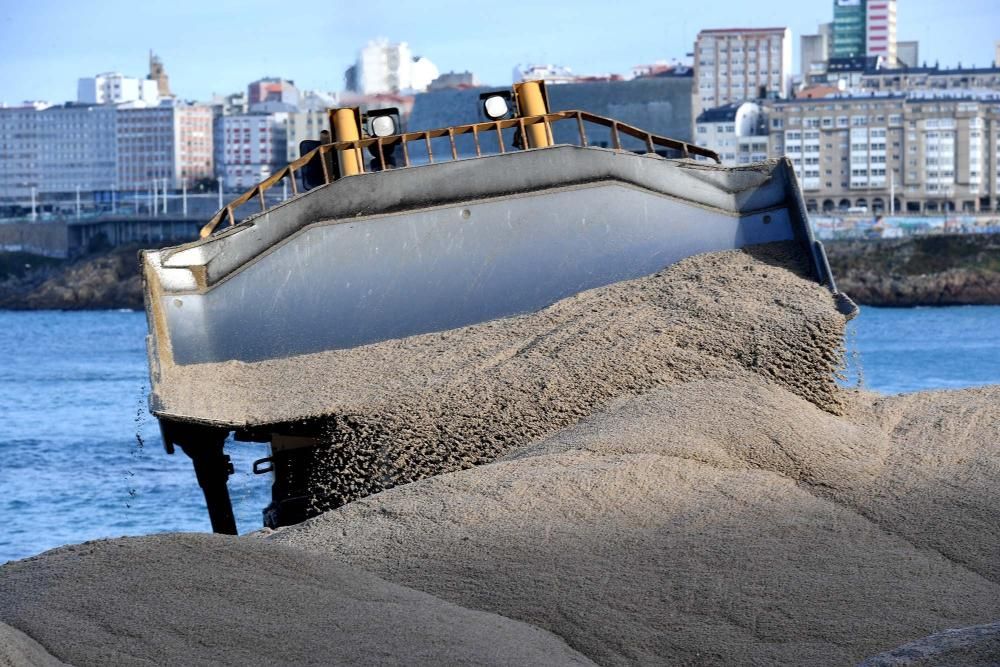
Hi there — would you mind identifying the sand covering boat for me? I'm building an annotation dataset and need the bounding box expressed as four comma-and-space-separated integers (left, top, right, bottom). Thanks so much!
141, 81, 856, 532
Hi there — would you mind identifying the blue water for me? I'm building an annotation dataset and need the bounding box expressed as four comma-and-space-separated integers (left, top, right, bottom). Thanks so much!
1, 306, 999, 564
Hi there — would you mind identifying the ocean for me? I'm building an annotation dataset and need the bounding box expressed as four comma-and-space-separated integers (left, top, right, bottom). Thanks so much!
2, 306, 999, 564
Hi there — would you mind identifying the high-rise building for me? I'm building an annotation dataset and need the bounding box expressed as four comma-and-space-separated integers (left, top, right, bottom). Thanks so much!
77, 72, 159, 106
117, 104, 213, 191
831, 1, 898, 66
865, 1, 898, 66
692, 27, 792, 124
801, 24, 832, 82
0, 104, 48, 204
215, 113, 288, 190
897, 40, 919, 68
346, 40, 440, 95
37, 105, 118, 194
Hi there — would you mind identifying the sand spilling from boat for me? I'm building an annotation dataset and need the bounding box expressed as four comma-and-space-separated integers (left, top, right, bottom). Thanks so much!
0, 534, 593, 666
159, 242, 848, 510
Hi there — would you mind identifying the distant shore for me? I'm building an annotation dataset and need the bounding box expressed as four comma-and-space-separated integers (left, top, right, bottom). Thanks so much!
0, 233, 998, 310
825, 234, 1000, 307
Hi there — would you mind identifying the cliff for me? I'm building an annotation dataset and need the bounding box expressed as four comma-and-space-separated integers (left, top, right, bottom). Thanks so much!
825, 234, 1000, 306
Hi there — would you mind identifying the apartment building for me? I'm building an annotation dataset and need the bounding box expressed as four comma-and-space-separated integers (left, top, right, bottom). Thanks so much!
345, 40, 439, 95
37, 105, 118, 195
694, 102, 770, 166
0, 102, 213, 206
117, 104, 213, 191
865, 0, 898, 66
767, 93, 1000, 213
284, 109, 330, 163
692, 27, 792, 124
77, 72, 159, 106
215, 113, 288, 190
0, 104, 47, 204
830, 0, 898, 65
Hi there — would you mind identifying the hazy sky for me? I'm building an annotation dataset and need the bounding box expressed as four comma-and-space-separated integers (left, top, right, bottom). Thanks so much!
1, 0, 997, 104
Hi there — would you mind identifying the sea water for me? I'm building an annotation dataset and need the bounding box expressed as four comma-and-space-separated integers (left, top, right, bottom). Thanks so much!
2, 306, 999, 564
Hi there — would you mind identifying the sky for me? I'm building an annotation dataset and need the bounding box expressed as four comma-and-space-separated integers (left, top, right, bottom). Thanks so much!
1, 0, 998, 105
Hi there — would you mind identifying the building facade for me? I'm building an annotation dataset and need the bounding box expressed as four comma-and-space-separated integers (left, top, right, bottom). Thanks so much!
77, 72, 159, 106
694, 102, 770, 166
830, 0, 898, 65
117, 104, 213, 191
216, 113, 288, 190
0, 104, 47, 205
1, 102, 213, 206
347, 40, 439, 95
896, 40, 919, 68
767, 93, 1000, 213
692, 27, 792, 124
248, 77, 299, 112
865, 0, 897, 66
284, 109, 329, 163
801, 24, 831, 83
37, 105, 118, 195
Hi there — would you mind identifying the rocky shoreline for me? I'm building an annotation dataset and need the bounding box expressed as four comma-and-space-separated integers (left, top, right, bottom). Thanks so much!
0, 234, 998, 310
825, 234, 1000, 307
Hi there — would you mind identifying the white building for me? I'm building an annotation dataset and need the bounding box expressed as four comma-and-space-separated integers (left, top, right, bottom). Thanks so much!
350, 40, 439, 95
0, 105, 47, 204
800, 24, 831, 82
692, 27, 792, 125
38, 105, 118, 195
865, 0, 898, 67
694, 101, 770, 166
77, 72, 159, 106
514, 64, 576, 85
216, 113, 288, 190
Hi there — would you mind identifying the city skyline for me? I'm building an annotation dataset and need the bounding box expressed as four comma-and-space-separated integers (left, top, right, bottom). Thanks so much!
1, 0, 998, 105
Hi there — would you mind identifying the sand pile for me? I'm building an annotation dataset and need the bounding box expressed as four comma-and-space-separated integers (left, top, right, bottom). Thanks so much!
268, 379, 1000, 665
859, 622, 1000, 666
161, 242, 850, 510
0, 534, 593, 666
0, 622, 68, 667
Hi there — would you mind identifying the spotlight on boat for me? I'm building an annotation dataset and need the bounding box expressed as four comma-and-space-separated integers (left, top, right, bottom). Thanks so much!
365, 108, 400, 138
479, 91, 514, 121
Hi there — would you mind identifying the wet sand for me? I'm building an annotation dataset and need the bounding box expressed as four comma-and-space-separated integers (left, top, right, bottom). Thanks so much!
2, 244, 998, 665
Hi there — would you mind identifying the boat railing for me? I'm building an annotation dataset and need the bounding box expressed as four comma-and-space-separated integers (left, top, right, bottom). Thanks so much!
200, 110, 722, 238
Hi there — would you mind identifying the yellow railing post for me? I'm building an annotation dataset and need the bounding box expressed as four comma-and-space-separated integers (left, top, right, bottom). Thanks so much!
513, 81, 551, 148
329, 107, 363, 176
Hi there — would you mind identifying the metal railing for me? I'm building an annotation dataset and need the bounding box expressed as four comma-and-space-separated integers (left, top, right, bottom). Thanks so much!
200, 110, 721, 238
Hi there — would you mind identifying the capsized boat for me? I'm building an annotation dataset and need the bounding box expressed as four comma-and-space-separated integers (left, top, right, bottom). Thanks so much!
142, 81, 856, 533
